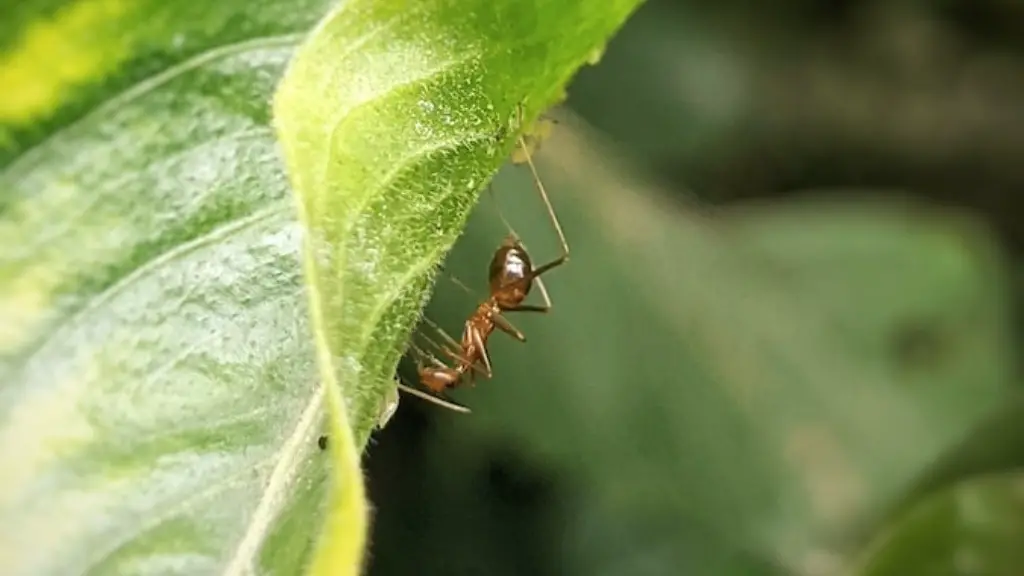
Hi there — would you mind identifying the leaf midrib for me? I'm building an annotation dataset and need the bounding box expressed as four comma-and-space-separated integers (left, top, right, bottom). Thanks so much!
221, 386, 324, 576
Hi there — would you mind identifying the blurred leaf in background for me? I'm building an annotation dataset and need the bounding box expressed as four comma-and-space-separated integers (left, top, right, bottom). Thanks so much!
366, 80, 1020, 576
852, 471, 1024, 576
349, 0, 1024, 573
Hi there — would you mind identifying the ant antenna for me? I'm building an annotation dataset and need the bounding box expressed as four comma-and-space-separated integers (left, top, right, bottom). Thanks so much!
486, 184, 519, 243
435, 263, 481, 300
445, 273, 478, 298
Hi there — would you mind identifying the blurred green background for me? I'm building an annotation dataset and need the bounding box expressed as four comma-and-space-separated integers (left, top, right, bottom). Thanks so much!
364, 1, 1023, 575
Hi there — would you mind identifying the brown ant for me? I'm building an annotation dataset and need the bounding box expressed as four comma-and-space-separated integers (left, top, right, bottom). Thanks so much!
406, 113, 570, 404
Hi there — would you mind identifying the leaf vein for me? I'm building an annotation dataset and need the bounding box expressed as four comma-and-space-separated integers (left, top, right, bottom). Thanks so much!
222, 378, 325, 576
81, 454, 278, 574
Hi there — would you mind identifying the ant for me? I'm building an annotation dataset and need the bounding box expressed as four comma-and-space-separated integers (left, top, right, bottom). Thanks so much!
409, 107, 570, 404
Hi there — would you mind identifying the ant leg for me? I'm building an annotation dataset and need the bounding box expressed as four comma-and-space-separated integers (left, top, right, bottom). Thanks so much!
486, 184, 520, 246
416, 331, 480, 376
445, 272, 480, 299
516, 132, 570, 274
395, 380, 471, 413
466, 324, 494, 381
418, 316, 464, 360
409, 341, 451, 371
438, 266, 499, 309
419, 317, 491, 379
505, 305, 547, 313
505, 275, 554, 314
493, 313, 527, 342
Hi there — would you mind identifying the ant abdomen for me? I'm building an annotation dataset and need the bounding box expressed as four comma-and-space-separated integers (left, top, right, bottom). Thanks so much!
489, 241, 533, 308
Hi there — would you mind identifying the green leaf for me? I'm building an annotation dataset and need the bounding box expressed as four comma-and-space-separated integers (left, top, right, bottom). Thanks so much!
850, 471, 1024, 576
415, 117, 1018, 574
0, 2, 335, 574
0, 2, 333, 569
271, 1, 642, 573
0, 1, 643, 575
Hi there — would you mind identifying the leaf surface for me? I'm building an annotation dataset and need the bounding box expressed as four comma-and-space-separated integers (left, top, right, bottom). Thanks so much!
0, 3, 331, 573
0, 1, 643, 575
